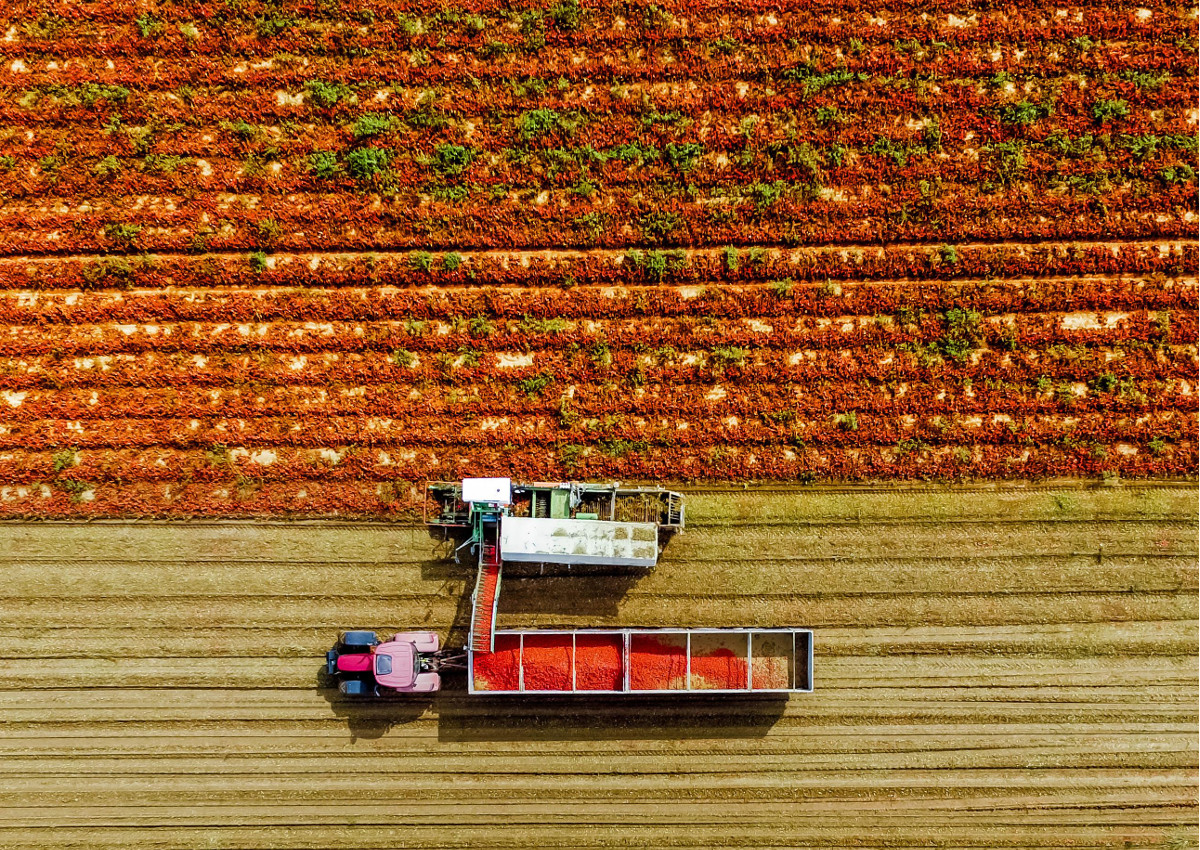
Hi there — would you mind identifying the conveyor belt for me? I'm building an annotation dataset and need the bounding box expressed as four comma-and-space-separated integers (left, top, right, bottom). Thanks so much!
469, 521, 502, 654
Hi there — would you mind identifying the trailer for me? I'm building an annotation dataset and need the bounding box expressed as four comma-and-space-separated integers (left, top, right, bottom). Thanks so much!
471, 628, 813, 695
328, 478, 814, 699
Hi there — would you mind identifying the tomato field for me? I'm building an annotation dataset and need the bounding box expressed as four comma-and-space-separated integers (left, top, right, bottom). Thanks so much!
0, 5, 1195, 846
0, 0, 1195, 518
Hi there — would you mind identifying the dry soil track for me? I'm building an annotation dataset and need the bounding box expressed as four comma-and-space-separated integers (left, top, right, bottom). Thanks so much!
0, 484, 1196, 848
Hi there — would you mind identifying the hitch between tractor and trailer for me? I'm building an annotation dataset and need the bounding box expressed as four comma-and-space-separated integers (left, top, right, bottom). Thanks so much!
426, 649, 468, 671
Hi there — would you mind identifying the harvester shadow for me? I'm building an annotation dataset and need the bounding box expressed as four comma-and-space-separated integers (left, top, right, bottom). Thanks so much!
494, 566, 649, 619
434, 693, 790, 742
420, 528, 477, 648
420, 530, 652, 625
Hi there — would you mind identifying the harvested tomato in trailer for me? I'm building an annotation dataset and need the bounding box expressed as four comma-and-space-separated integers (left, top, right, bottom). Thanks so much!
327, 478, 814, 698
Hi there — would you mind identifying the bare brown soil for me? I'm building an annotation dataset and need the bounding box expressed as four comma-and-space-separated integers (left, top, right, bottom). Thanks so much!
0, 484, 1195, 848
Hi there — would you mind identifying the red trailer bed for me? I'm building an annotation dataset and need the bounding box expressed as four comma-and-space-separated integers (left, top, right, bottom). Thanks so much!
469, 629, 813, 694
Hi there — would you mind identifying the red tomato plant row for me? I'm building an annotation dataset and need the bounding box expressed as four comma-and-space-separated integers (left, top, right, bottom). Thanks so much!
1, 311, 1194, 357
0, 441, 1191, 518
0, 195, 1191, 254
0, 271, 1193, 319
2, 342, 1192, 389
1, 243, 1192, 290
1, 358, 1194, 418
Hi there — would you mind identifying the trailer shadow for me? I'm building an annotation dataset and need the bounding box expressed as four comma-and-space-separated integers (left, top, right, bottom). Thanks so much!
419, 529, 477, 647
433, 693, 791, 742
319, 665, 789, 742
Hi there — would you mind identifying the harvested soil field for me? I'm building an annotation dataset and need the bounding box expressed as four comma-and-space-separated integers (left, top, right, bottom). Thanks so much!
0, 485, 1196, 848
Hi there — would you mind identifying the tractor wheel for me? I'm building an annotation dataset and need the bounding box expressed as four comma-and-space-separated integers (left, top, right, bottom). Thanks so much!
339, 679, 372, 697
340, 630, 377, 649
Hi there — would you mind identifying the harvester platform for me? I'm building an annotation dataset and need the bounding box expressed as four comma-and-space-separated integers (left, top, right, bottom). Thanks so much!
442, 478, 685, 656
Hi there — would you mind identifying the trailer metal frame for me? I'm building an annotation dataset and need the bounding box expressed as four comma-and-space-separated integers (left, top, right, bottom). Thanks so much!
468, 627, 814, 695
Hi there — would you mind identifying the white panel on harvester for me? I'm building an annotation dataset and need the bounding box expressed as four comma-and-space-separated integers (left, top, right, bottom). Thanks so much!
461, 477, 512, 505
500, 516, 659, 567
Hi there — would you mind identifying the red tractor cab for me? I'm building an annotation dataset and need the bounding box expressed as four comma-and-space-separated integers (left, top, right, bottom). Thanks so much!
326, 631, 464, 696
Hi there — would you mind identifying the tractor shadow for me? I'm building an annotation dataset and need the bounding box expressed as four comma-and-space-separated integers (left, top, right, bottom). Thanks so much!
319, 659, 789, 742
317, 665, 433, 742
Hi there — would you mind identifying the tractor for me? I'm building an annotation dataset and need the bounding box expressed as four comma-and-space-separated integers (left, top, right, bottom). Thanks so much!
326, 630, 466, 697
